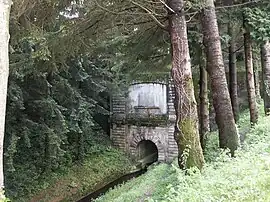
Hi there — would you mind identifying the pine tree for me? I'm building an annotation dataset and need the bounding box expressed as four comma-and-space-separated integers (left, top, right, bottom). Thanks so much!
167, 0, 204, 170
200, 0, 239, 154
261, 41, 270, 115
228, 22, 240, 122
243, 7, 258, 124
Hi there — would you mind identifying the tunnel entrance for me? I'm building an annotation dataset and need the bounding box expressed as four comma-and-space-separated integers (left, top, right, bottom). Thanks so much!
137, 140, 158, 165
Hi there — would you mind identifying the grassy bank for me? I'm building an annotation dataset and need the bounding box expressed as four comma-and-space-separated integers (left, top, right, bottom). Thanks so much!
96, 108, 270, 202
14, 147, 133, 202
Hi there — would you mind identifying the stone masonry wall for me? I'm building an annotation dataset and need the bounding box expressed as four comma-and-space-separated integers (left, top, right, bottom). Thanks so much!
111, 94, 126, 151
111, 79, 178, 162
128, 126, 167, 161
167, 79, 178, 161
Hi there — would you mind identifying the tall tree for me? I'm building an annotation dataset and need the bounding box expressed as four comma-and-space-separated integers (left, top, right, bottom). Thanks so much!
228, 22, 240, 122
199, 49, 209, 150
167, 0, 204, 170
261, 41, 270, 115
0, 0, 12, 196
242, 5, 270, 115
200, 0, 239, 154
4, 1, 120, 199
243, 7, 258, 125
253, 59, 261, 102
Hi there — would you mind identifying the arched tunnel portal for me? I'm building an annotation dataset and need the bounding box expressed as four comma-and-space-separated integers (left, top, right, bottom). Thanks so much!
136, 140, 158, 165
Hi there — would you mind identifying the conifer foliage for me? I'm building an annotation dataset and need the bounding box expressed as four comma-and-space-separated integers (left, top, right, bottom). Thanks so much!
2, 0, 270, 200
4, 0, 116, 198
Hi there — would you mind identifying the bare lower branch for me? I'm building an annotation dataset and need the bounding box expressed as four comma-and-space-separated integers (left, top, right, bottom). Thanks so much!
129, 0, 166, 30
216, 0, 262, 10
186, 11, 197, 23
158, 0, 175, 13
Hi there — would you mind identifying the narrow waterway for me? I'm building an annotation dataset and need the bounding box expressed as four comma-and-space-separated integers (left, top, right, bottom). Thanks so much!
77, 147, 159, 202
77, 168, 147, 202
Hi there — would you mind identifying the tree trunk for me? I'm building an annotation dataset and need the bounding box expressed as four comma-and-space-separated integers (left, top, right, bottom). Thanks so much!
0, 0, 12, 195
243, 15, 258, 124
261, 40, 270, 115
167, 0, 204, 170
199, 53, 209, 150
209, 98, 217, 132
253, 59, 261, 102
200, 0, 239, 155
228, 23, 239, 122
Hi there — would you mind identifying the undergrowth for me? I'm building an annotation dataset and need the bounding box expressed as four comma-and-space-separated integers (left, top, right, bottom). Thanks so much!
15, 147, 133, 202
96, 106, 270, 202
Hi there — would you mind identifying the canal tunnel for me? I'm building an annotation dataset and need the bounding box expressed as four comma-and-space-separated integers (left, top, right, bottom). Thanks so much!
137, 140, 158, 164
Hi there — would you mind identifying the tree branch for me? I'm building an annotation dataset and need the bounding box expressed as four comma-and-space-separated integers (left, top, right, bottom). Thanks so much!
185, 0, 262, 16
158, 0, 175, 13
149, 53, 168, 59
115, 19, 164, 26
215, 0, 262, 10
129, 0, 167, 30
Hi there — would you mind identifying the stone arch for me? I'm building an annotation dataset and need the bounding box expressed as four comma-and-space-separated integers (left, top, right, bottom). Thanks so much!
136, 140, 158, 163
130, 134, 166, 161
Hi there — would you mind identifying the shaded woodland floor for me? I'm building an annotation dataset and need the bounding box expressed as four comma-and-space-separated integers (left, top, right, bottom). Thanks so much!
14, 149, 133, 202
95, 106, 270, 202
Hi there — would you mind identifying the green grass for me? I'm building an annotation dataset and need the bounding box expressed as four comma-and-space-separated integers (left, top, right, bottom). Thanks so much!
17, 147, 133, 202
96, 107, 270, 202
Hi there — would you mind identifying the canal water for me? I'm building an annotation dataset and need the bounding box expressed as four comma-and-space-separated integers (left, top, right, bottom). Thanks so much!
77, 168, 147, 202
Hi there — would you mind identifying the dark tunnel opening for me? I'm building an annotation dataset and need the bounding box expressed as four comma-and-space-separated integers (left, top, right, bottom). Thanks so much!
137, 140, 158, 165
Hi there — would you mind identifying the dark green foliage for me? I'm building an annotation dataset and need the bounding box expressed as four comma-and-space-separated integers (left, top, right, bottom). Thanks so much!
6, 1, 142, 199
4, 37, 115, 199
244, 6, 270, 41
